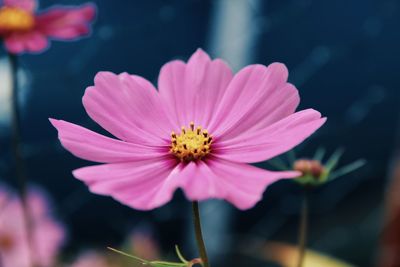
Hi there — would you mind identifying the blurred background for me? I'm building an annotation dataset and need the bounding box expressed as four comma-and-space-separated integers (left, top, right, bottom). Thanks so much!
0, 0, 399, 266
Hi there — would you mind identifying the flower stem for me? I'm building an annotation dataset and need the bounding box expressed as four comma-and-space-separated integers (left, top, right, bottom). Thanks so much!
296, 190, 309, 267
8, 53, 27, 197
192, 201, 210, 267
8, 53, 36, 267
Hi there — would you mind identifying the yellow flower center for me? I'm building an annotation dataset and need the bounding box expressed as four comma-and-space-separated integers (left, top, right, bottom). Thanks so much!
0, 7, 35, 32
170, 122, 212, 162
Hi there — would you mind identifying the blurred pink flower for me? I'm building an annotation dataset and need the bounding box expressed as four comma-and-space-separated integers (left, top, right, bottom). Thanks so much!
51, 49, 326, 211
0, 185, 65, 267
0, 0, 96, 54
129, 229, 160, 260
69, 252, 110, 267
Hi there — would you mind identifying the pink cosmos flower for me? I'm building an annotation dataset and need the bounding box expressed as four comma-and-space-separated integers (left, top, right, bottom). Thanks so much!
129, 229, 160, 260
0, 185, 65, 267
50, 49, 326, 211
0, 0, 96, 54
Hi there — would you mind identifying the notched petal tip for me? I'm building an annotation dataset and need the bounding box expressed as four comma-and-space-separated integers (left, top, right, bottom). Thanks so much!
268, 62, 289, 81
193, 48, 209, 57
93, 71, 117, 83
187, 48, 212, 68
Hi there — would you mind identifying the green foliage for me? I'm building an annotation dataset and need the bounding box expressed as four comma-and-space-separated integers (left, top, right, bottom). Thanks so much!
108, 245, 199, 267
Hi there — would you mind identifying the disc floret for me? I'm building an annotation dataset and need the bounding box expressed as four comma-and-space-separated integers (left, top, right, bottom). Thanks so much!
170, 122, 212, 162
0, 7, 35, 32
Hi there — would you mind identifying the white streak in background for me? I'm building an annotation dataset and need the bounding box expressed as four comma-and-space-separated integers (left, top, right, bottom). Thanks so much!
291, 46, 332, 87
208, 0, 262, 71
0, 57, 30, 136
345, 85, 386, 124
190, 0, 261, 263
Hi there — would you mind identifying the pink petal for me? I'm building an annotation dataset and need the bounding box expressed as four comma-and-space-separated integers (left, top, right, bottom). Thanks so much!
208, 63, 298, 138
177, 158, 299, 210
3, 34, 25, 54
4, 0, 37, 12
214, 109, 326, 163
50, 119, 168, 163
0, 199, 32, 267
27, 190, 65, 267
82, 72, 174, 145
4, 31, 48, 54
158, 48, 233, 128
73, 158, 179, 210
0, 186, 65, 267
70, 252, 109, 267
35, 3, 96, 40
72, 152, 299, 210
25, 31, 48, 52
33, 220, 65, 267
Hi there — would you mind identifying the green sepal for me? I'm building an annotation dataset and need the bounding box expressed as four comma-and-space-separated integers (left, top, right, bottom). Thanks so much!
294, 170, 329, 186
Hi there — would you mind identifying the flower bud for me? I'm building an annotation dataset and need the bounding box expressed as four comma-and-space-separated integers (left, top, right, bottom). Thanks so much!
293, 159, 328, 186
293, 159, 325, 179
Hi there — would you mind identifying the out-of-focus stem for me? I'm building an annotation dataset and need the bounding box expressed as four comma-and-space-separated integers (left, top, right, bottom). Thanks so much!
8, 53, 35, 267
8, 53, 27, 197
297, 190, 309, 267
192, 201, 210, 267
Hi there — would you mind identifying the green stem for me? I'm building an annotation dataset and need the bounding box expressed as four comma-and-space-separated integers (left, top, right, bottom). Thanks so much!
296, 190, 309, 267
8, 53, 36, 267
8, 53, 27, 197
192, 201, 210, 267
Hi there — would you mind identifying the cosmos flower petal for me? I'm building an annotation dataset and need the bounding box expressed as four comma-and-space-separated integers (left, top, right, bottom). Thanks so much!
0, 195, 32, 267
157, 59, 186, 126
158, 48, 233, 127
3, 33, 25, 54
214, 109, 326, 163
177, 158, 299, 210
83, 71, 174, 145
35, 4, 96, 40
50, 119, 167, 163
73, 158, 179, 211
219, 82, 300, 141
28, 190, 65, 267
70, 252, 109, 267
4, 31, 48, 53
208, 63, 296, 136
4, 0, 37, 12
0, 185, 65, 267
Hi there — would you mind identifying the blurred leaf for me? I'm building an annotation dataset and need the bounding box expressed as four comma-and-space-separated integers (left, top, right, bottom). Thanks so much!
313, 147, 326, 162
329, 159, 366, 180
269, 157, 289, 170
108, 247, 150, 264
324, 148, 344, 171
108, 247, 187, 267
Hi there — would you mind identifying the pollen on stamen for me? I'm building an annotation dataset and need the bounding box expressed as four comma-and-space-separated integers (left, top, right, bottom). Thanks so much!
170, 122, 213, 162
